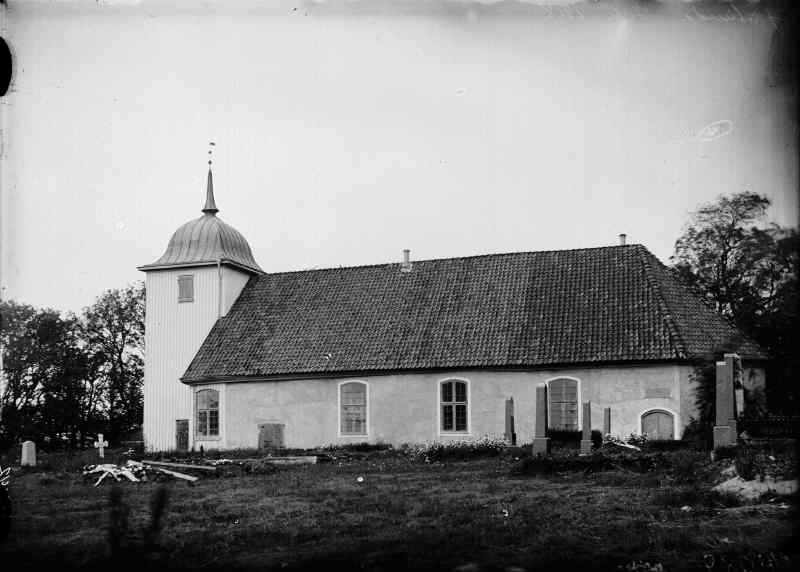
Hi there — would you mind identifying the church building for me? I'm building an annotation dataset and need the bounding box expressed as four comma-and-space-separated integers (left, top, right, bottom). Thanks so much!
139, 168, 767, 452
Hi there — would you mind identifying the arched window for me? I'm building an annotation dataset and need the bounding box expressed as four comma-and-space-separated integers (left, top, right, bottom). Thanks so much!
196, 389, 219, 437
441, 380, 468, 432
340, 381, 367, 435
548, 378, 578, 430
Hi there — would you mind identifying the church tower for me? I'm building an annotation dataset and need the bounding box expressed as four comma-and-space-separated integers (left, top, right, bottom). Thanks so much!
138, 155, 262, 451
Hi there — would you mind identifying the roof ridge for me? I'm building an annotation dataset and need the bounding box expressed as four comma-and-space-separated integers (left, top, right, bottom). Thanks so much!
260, 244, 643, 277
635, 246, 688, 360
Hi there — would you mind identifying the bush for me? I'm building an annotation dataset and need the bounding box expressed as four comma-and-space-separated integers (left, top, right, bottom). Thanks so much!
642, 439, 694, 452
504, 446, 532, 460
404, 437, 507, 462
707, 442, 798, 481
511, 447, 716, 479
547, 429, 603, 450
142, 448, 263, 460
319, 442, 393, 453
681, 418, 712, 450
511, 451, 606, 476
731, 443, 797, 481
665, 449, 712, 484
714, 445, 739, 460
735, 447, 759, 481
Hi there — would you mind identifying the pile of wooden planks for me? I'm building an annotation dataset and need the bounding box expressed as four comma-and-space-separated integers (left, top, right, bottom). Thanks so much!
82, 460, 207, 486
81, 455, 319, 486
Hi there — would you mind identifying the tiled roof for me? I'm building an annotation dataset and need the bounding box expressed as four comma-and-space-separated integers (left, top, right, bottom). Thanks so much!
182, 244, 766, 382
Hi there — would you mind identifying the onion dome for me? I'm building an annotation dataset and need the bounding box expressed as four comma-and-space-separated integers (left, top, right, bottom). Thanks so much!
139, 168, 263, 274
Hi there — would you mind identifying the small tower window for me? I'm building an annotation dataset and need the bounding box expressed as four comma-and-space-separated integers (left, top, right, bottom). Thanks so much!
178, 275, 194, 303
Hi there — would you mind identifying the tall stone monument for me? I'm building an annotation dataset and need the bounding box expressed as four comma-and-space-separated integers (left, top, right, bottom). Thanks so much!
532, 384, 550, 455
580, 402, 593, 454
504, 397, 516, 446
713, 353, 740, 449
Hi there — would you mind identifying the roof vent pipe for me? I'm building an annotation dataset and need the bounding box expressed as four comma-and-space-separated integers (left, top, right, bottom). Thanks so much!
400, 249, 412, 272
619, 233, 627, 246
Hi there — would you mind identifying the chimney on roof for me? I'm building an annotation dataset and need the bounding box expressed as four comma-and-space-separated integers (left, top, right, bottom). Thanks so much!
400, 249, 412, 273
619, 233, 627, 246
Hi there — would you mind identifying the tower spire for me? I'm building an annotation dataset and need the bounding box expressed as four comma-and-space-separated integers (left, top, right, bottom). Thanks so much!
202, 141, 218, 215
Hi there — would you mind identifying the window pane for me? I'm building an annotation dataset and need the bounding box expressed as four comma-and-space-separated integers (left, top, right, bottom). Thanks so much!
197, 411, 207, 436
455, 382, 466, 403
551, 403, 577, 430
441, 382, 453, 403
455, 404, 467, 431
562, 403, 578, 429
340, 383, 367, 434
442, 405, 453, 431
548, 379, 578, 430
197, 389, 219, 410
178, 275, 194, 302
550, 404, 562, 427
341, 383, 366, 406
209, 411, 219, 436
550, 379, 577, 401
341, 402, 366, 435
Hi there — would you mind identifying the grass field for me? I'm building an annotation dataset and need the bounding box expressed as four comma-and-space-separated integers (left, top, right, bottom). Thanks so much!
0, 449, 797, 572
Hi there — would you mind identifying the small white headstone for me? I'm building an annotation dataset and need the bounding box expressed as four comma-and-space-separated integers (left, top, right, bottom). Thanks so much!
94, 433, 109, 459
21, 440, 36, 466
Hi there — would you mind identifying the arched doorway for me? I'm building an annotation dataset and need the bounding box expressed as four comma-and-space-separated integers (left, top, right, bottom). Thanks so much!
641, 410, 675, 440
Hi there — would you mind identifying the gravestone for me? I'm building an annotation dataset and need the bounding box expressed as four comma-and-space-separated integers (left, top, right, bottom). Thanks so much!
603, 407, 611, 436
532, 384, 550, 455
504, 397, 516, 445
94, 433, 109, 459
580, 402, 593, 454
714, 354, 739, 449
21, 441, 36, 467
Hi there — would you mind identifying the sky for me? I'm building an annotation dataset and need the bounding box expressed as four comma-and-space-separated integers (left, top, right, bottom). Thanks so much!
1, 0, 797, 314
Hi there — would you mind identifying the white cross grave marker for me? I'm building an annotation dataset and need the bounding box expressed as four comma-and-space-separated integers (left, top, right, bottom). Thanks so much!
94, 433, 109, 459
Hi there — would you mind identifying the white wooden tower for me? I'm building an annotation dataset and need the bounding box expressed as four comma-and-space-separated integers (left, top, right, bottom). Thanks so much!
138, 155, 262, 451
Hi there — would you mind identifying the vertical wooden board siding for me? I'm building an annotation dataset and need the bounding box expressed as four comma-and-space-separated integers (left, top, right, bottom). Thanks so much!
143, 266, 247, 451
143, 267, 216, 450
221, 266, 251, 317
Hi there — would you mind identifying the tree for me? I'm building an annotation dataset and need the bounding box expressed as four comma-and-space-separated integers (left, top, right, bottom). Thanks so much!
0, 302, 95, 448
81, 283, 145, 444
0, 282, 145, 450
671, 192, 799, 412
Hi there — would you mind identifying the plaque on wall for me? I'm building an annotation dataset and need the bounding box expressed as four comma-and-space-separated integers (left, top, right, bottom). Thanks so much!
645, 387, 671, 399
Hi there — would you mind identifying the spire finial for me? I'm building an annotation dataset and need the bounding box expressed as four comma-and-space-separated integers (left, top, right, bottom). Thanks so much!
202, 141, 218, 215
